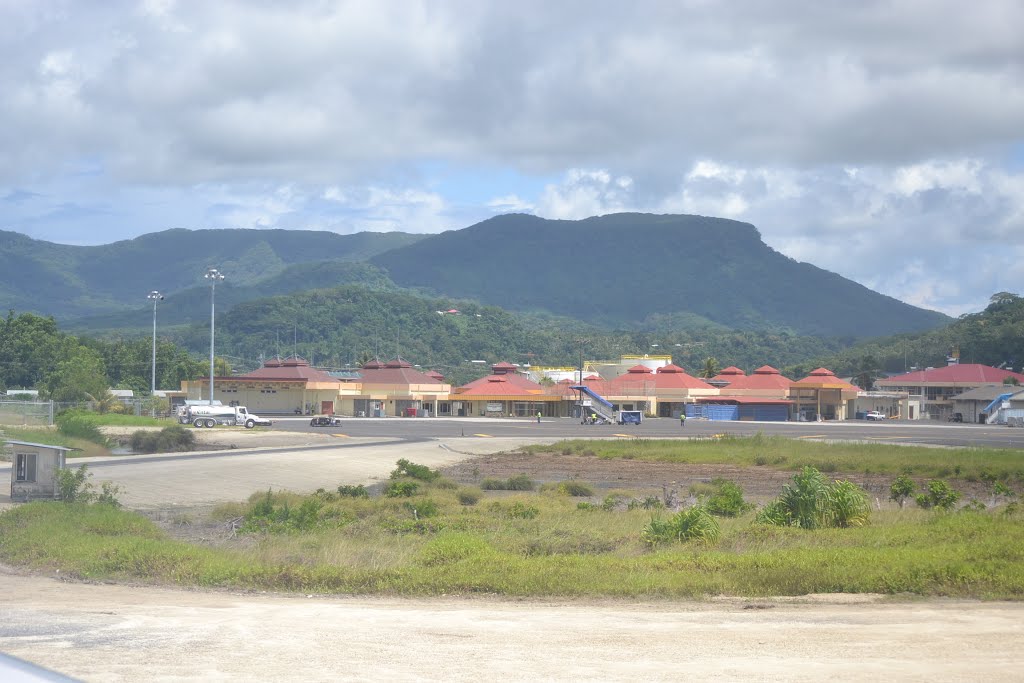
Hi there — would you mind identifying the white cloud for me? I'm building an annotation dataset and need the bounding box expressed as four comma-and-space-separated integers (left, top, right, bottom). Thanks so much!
487, 194, 533, 213
535, 169, 634, 219
1, 1, 1023, 317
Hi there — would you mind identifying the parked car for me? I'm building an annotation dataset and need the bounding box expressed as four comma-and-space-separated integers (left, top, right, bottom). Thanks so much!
947, 412, 964, 423
865, 410, 886, 421
310, 415, 343, 427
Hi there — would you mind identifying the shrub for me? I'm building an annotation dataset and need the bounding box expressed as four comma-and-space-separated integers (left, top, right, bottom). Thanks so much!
889, 475, 915, 508
55, 464, 121, 507
456, 488, 482, 506
385, 481, 419, 498
241, 490, 334, 533
129, 425, 196, 454
701, 479, 753, 517
642, 506, 720, 546
556, 481, 594, 497
481, 474, 535, 491
56, 411, 108, 446
827, 480, 870, 528
627, 496, 663, 511
337, 484, 369, 498
403, 499, 439, 518
390, 459, 440, 482
489, 501, 540, 519
756, 467, 870, 529
915, 479, 961, 511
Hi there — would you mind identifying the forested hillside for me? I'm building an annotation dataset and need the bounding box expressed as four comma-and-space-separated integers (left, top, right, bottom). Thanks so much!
0, 228, 420, 319
787, 292, 1024, 383
371, 213, 950, 337
168, 285, 847, 385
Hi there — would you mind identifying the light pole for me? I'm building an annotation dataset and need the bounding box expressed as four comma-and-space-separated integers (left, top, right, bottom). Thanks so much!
204, 268, 225, 404
147, 290, 164, 414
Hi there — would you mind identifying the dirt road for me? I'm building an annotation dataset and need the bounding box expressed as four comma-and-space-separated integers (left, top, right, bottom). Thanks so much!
1, 569, 1022, 682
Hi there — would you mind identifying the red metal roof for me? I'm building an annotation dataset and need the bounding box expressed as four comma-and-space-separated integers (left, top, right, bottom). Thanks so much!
715, 366, 746, 378
724, 365, 793, 391
879, 363, 1024, 385
359, 358, 447, 386
457, 373, 545, 397
237, 357, 341, 384
793, 368, 857, 388
626, 364, 653, 374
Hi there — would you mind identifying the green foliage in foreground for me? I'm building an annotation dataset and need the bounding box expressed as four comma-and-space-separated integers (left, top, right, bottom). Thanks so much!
643, 506, 721, 546
757, 467, 870, 529
3, 486, 1024, 599
527, 435, 1024, 482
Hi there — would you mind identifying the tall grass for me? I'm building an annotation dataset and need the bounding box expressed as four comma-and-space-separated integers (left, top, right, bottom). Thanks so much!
526, 436, 1024, 481
3, 484, 1023, 599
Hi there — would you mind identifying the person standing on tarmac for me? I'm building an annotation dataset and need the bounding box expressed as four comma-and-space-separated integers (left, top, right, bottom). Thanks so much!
536, 411, 542, 423
680, 411, 687, 428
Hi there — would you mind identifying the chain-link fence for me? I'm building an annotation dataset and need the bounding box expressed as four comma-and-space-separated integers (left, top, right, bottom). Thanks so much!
0, 400, 55, 426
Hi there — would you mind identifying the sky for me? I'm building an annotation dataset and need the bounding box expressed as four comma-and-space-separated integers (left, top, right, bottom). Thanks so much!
1, 1, 1022, 317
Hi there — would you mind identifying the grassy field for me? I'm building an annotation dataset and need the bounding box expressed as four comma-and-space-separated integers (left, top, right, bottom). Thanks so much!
526, 435, 1024, 482
0, 426, 111, 457
2, 475, 1022, 599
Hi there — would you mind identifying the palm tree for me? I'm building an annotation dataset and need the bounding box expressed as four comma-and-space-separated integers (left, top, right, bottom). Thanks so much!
700, 357, 722, 379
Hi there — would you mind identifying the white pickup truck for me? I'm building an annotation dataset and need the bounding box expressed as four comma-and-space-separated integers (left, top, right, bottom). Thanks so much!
186, 404, 273, 429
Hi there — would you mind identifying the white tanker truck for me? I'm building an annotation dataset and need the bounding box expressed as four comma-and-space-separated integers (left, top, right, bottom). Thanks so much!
185, 404, 273, 429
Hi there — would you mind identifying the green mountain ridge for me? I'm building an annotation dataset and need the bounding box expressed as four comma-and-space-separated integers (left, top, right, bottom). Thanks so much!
0, 228, 423, 319
371, 213, 949, 337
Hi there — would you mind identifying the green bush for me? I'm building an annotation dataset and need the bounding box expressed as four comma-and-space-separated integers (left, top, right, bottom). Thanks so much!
128, 425, 196, 454
642, 506, 721, 546
701, 479, 753, 517
56, 411, 108, 446
456, 488, 482, 505
916, 479, 961, 511
556, 481, 594, 497
390, 459, 440, 482
489, 501, 540, 519
481, 474, 536, 491
55, 464, 121, 507
828, 480, 870, 528
337, 484, 369, 498
403, 499, 439, 518
889, 475, 915, 508
385, 481, 419, 498
756, 466, 870, 529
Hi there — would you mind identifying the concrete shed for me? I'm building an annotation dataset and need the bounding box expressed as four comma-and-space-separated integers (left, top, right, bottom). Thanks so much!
6, 440, 79, 502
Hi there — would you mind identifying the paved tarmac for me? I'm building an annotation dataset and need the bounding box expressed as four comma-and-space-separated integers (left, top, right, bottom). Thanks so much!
278, 414, 1024, 449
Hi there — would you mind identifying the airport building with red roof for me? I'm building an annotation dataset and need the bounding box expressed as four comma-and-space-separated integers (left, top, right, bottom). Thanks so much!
788, 368, 860, 421
346, 358, 451, 417
876, 363, 1024, 421
184, 356, 346, 415
452, 362, 561, 417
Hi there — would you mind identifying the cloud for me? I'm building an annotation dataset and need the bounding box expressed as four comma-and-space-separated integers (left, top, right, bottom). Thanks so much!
1, 1, 1022, 316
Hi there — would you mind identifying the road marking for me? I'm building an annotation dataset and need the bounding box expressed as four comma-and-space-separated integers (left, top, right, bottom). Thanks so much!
473, 433, 493, 438
864, 436, 912, 440
330, 433, 349, 438
797, 434, 827, 439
